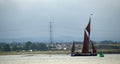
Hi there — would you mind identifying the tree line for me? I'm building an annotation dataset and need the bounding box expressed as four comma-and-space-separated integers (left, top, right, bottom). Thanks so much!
0, 41, 49, 52
0, 40, 120, 52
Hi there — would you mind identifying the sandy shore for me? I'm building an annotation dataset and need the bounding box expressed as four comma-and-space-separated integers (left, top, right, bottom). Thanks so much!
0, 54, 120, 64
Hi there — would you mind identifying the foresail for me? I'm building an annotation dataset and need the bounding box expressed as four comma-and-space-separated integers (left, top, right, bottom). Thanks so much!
91, 42, 97, 53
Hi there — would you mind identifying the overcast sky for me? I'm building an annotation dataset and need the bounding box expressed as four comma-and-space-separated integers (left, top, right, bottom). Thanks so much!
0, 0, 120, 42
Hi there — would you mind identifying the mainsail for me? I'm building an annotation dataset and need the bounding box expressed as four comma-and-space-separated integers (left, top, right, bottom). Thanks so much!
82, 17, 91, 53
86, 17, 91, 36
82, 30, 89, 53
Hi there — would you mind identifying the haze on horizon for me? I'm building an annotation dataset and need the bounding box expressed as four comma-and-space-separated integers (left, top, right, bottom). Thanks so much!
0, 0, 120, 42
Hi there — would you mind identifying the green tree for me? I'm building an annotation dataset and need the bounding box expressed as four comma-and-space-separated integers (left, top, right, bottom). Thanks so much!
3, 44, 10, 52
25, 41, 32, 51
38, 43, 48, 51
29, 43, 37, 51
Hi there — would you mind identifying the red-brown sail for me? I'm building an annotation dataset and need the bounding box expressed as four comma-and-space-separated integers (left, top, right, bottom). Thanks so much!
91, 42, 97, 53
86, 17, 91, 36
82, 31, 89, 53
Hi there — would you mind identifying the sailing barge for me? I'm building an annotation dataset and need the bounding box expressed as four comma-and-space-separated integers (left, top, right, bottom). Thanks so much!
71, 17, 97, 56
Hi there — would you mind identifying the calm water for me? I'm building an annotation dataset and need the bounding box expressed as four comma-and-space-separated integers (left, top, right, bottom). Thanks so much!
0, 54, 120, 64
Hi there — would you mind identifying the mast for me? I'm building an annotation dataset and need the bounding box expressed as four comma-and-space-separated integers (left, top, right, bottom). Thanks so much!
88, 14, 97, 53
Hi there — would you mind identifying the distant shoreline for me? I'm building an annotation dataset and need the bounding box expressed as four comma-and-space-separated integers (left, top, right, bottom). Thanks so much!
0, 50, 120, 55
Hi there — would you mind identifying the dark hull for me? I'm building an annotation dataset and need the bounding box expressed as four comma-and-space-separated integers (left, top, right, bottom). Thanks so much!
71, 53, 97, 56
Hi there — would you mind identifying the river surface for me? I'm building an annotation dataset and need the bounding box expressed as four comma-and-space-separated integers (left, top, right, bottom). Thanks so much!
0, 54, 120, 64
